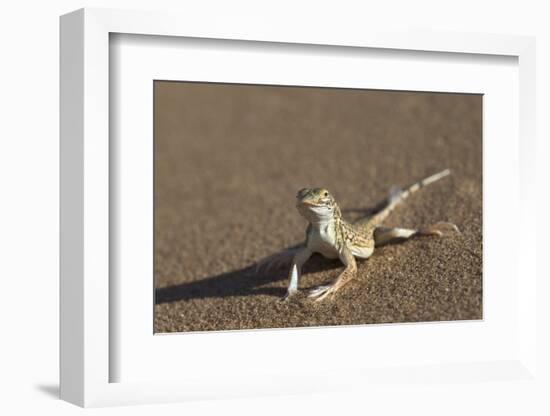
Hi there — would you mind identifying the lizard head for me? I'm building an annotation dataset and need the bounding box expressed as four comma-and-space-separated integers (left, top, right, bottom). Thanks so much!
295, 188, 339, 223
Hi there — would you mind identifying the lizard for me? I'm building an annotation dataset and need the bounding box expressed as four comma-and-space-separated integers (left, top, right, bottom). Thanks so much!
259, 169, 459, 302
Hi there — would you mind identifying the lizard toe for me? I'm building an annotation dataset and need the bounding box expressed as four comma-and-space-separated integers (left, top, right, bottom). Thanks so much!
313, 286, 337, 302
308, 284, 331, 299
420, 222, 460, 237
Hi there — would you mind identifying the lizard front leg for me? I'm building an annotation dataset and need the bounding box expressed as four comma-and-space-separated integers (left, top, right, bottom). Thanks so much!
308, 247, 357, 302
255, 245, 302, 273
282, 247, 313, 301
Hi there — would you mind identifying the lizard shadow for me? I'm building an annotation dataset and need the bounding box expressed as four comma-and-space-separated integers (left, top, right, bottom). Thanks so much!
155, 253, 344, 304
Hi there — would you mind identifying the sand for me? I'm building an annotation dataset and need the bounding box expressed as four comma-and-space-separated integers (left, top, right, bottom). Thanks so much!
153, 81, 482, 333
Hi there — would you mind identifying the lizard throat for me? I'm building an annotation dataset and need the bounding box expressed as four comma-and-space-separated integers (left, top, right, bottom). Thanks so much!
297, 203, 341, 226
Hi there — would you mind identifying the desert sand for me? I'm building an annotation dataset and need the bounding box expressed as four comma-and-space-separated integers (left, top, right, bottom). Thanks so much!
154, 82, 482, 333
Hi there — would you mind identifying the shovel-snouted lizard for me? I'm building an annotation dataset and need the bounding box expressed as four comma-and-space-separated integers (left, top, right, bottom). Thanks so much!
282, 169, 458, 302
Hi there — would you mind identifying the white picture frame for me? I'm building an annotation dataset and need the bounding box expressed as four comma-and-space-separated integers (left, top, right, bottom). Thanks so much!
60, 7, 537, 408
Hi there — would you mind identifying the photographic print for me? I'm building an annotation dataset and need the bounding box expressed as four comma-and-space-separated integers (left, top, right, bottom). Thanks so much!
154, 81, 482, 333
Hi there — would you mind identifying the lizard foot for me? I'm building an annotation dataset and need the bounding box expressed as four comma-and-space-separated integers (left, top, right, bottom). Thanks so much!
419, 222, 460, 237
255, 256, 285, 274
308, 285, 334, 302
255, 248, 298, 274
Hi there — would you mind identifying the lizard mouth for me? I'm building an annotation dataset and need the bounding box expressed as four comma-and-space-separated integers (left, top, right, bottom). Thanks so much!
298, 200, 324, 208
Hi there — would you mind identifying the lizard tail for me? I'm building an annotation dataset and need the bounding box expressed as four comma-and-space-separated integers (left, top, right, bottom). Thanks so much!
368, 169, 451, 226
397, 169, 450, 201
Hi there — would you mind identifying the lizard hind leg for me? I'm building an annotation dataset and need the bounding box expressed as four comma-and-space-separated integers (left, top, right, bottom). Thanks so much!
373, 226, 417, 247
374, 222, 459, 247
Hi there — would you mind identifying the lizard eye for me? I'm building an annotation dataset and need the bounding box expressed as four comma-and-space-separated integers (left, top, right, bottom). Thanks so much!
323, 191, 328, 197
